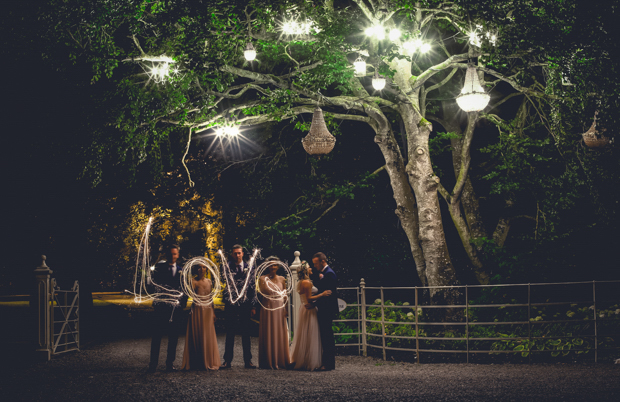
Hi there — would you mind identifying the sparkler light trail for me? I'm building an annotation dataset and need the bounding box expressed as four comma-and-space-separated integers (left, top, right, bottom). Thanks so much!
127, 216, 184, 305
255, 260, 294, 311
180, 257, 221, 306
219, 248, 260, 305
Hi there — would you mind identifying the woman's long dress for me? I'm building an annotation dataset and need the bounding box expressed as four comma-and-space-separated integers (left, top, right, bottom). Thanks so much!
181, 278, 221, 370
290, 286, 322, 370
258, 276, 291, 369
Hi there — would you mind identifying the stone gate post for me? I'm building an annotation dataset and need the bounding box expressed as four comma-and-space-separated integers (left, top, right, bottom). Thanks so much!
288, 251, 302, 339
34, 255, 53, 361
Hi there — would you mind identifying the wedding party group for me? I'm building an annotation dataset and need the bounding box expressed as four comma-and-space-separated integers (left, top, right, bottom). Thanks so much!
147, 244, 338, 373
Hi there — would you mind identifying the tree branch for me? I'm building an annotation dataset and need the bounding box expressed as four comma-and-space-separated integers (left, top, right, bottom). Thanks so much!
452, 112, 478, 203
456, 64, 560, 100
132, 35, 146, 56
353, 0, 375, 21
181, 127, 195, 187
410, 52, 471, 92
234, 105, 372, 126
425, 68, 458, 93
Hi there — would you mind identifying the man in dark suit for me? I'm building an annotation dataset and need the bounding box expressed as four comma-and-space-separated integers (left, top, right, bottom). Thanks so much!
312, 252, 338, 371
220, 245, 257, 369
147, 244, 188, 372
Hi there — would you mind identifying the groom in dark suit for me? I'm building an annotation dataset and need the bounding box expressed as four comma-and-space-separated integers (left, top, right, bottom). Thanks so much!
220, 245, 256, 369
147, 244, 188, 372
312, 252, 338, 371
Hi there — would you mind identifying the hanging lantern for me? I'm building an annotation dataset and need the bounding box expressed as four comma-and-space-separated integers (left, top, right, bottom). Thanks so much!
582, 112, 611, 149
353, 56, 366, 77
244, 43, 256, 61
456, 65, 490, 112
372, 70, 386, 90
302, 106, 336, 155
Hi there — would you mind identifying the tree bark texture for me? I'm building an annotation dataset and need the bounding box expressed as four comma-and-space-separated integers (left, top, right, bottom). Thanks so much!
402, 106, 459, 298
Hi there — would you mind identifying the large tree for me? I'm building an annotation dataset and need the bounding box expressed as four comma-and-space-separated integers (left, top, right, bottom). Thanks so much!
43, 0, 617, 295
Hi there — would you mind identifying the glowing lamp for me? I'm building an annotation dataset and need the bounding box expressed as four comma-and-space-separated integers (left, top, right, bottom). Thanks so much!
389, 29, 401, 42
283, 21, 296, 35
244, 43, 256, 61
366, 25, 385, 40
403, 40, 416, 53
353, 56, 366, 76
149, 62, 170, 83
375, 26, 385, 40
281, 19, 316, 35
456, 65, 490, 112
215, 126, 240, 137
372, 71, 386, 90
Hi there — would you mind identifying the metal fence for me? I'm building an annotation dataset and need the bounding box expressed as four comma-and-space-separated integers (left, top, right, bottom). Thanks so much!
333, 279, 620, 363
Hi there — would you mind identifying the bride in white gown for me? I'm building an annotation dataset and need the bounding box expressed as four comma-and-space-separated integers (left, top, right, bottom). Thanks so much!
290, 261, 332, 370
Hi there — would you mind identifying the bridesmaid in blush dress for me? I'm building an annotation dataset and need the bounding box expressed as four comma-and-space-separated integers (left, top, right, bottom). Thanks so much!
258, 257, 291, 369
290, 261, 332, 371
181, 264, 221, 371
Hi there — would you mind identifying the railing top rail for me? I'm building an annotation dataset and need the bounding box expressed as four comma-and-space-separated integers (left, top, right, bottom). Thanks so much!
363, 279, 620, 291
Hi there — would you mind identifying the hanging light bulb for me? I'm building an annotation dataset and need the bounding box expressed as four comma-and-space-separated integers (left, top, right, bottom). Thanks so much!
215, 125, 240, 137
402, 40, 417, 53
375, 26, 385, 40
456, 65, 490, 112
244, 43, 256, 61
353, 56, 366, 77
372, 70, 386, 90
389, 29, 401, 42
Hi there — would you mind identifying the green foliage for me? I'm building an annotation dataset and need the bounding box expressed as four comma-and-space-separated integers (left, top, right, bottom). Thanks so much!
336, 296, 619, 360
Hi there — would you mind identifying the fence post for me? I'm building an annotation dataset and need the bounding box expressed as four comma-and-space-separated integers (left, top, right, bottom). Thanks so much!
528, 283, 531, 364
380, 287, 386, 361
289, 251, 302, 341
466, 285, 469, 364
34, 255, 53, 361
360, 278, 367, 357
415, 286, 419, 364
74, 281, 80, 350
593, 280, 597, 363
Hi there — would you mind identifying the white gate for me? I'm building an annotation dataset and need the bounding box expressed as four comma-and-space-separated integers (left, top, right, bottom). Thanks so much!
51, 279, 79, 355
35, 255, 79, 360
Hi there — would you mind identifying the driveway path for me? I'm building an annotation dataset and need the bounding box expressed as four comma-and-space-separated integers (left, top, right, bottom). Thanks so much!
1, 335, 619, 401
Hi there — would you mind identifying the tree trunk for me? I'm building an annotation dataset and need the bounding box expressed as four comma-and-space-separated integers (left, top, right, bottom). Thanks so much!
436, 101, 490, 284
402, 107, 459, 299
365, 107, 428, 285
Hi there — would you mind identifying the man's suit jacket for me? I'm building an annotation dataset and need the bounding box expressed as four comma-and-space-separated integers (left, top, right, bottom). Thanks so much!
224, 260, 256, 308
315, 265, 338, 316
151, 260, 188, 309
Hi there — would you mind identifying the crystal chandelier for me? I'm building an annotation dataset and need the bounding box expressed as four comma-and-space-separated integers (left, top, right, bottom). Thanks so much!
456, 65, 490, 112
302, 107, 336, 155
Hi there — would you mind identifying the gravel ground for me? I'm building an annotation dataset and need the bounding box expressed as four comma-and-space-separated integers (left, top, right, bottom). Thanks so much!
1, 334, 619, 402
